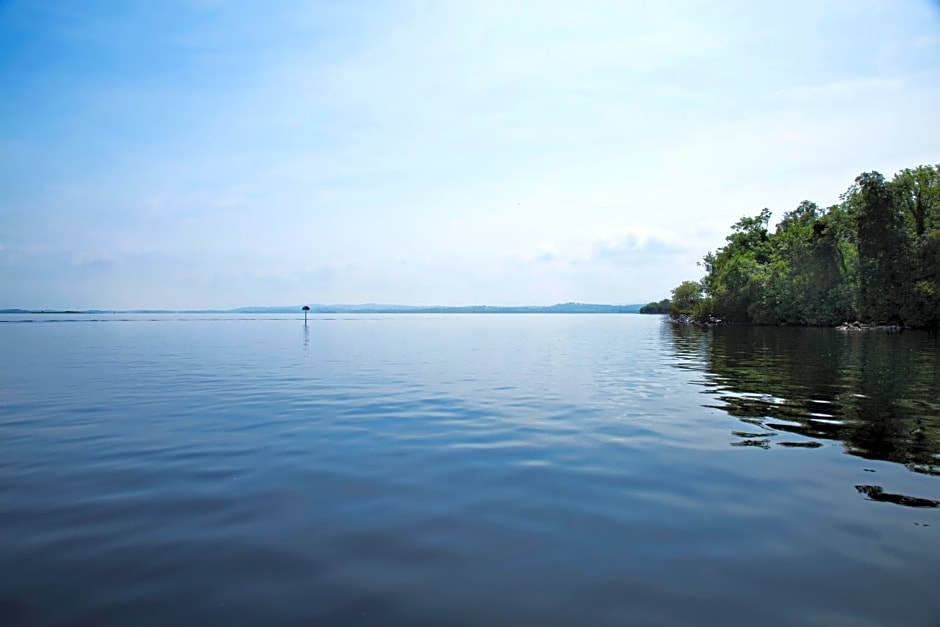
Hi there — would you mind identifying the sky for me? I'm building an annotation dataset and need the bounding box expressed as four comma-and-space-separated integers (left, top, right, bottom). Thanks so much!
1, 1, 939, 309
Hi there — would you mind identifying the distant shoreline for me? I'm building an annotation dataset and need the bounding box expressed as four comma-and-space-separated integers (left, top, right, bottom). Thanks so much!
1, 303, 645, 315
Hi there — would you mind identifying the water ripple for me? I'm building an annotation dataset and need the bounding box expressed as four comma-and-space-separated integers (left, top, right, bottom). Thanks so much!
1, 315, 938, 626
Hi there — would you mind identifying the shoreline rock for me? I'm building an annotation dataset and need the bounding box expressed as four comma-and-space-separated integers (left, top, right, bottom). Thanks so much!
836, 321, 902, 332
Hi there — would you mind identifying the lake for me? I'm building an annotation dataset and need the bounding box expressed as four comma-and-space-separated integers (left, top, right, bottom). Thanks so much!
1, 314, 938, 626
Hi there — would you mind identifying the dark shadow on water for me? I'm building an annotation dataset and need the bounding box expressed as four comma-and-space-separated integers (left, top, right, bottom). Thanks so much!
0, 599, 35, 627
730, 438, 771, 449
777, 441, 823, 448
665, 323, 940, 479
855, 485, 939, 508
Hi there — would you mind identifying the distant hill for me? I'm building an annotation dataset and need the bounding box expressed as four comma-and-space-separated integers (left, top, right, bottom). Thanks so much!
233, 303, 644, 314
3, 303, 645, 315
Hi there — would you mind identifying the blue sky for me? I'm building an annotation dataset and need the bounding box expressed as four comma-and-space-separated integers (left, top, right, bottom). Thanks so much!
2, 0, 939, 308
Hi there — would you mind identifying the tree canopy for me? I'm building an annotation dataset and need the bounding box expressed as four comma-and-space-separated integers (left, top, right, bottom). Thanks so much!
639, 299, 671, 314
664, 164, 940, 329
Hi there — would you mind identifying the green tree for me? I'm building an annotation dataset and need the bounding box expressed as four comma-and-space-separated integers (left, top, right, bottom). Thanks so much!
854, 172, 910, 324
670, 280, 704, 320
893, 165, 940, 238
640, 299, 671, 314
892, 165, 940, 328
667, 163, 937, 329
700, 208, 773, 323
765, 201, 854, 325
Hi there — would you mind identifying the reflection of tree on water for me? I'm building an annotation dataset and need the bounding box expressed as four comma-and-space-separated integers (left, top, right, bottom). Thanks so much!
666, 323, 940, 477
855, 485, 938, 508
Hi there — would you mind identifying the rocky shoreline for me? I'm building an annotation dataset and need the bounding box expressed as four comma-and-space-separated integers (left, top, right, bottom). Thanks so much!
835, 321, 902, 332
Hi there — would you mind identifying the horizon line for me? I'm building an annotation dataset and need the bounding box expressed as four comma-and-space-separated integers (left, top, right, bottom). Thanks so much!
1, 301, 650, 313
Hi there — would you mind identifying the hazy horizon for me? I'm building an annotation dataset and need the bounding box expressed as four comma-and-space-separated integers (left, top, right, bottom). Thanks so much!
2, 300, 648, 312
2, 1, 939, 309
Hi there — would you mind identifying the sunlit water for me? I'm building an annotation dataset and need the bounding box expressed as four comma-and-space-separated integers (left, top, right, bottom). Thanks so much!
1, 314, 938, 626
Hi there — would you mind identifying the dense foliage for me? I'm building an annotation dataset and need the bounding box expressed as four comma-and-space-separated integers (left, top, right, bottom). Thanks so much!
667, 165, 940, 328
639, 299, 671, 314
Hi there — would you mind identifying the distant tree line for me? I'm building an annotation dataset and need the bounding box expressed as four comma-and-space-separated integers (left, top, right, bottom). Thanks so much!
639, 299, 671, 314
657, 164, 940, 328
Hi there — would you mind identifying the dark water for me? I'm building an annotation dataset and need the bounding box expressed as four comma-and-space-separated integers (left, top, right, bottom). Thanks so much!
1, 314, 938, 626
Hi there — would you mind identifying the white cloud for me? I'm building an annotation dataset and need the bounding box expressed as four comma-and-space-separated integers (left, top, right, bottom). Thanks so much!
591, 229, 684, 262
534, 242, 561, 263
775, 76, 907, 101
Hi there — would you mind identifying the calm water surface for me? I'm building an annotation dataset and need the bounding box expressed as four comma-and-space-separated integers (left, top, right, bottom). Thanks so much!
1, 314, 938, 626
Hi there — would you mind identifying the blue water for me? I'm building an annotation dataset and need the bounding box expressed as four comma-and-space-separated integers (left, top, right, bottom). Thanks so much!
1, 314, 938, 626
